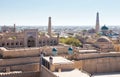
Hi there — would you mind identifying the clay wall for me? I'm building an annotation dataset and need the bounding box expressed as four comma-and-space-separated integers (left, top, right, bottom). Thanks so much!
40, 65, 57, 77
0, 71, 40, 77
78, 57, 120, 74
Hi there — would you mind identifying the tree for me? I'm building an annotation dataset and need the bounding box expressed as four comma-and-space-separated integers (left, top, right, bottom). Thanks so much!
60, 37, 82, 47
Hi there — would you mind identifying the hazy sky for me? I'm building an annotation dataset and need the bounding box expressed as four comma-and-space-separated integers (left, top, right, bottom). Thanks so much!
0, 0, 120, 26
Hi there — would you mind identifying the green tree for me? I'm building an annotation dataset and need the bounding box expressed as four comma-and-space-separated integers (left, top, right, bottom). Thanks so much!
60, 37, 82, 47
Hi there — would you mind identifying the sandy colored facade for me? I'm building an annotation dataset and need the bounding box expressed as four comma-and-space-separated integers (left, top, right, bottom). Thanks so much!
73, 52, 120, 74
0, 32, 120, 77
0, 17, 59, 48
114, 44, 120, 51
0, 29, 59, 48
0, 47, 89, 77
1, 46, 120, 77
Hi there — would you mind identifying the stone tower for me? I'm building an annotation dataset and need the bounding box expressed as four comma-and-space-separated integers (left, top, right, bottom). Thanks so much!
95, 12, 100, 33
13, 24, 16, 32
48, 17, 52, 37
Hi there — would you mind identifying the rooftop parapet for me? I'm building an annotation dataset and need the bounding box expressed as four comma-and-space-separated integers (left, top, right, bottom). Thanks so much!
75, 52, 120, 60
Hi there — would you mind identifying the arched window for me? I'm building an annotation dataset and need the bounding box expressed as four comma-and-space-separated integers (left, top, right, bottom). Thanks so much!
54, 40, 56, 43
11, 43, 14, 45
20, 42, 23, 45
16, 42, 18, 45
39, 41, 41, 44
7, 43, 9, 46
2, 43, 5, 46
47, 40, 49, 43
43, 41, 45, 43
50, 40, 53, 43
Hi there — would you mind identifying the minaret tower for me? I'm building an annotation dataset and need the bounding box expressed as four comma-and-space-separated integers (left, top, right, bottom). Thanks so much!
48, 17, 52, 37
95, 12, 100, 33
13, 24, 16, 32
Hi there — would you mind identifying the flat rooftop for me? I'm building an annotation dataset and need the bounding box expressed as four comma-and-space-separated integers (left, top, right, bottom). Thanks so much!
93, 73, 120, 77
43, 56, 74, 64
53, 69, 90, 77
0, 71, 22, 75
79, 50, 97, 53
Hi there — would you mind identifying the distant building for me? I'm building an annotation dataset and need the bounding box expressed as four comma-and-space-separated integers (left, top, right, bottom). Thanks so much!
87, 28, 96, 34
95, 36, 114, 51
1, 25, 15, 33
0, 17, 59, 48
101, 25, 109, 35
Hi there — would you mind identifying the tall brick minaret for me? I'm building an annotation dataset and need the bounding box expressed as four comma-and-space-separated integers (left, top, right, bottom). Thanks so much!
13, 24, 16, 32
95, 12, 100, 33
48, 17, 52, 37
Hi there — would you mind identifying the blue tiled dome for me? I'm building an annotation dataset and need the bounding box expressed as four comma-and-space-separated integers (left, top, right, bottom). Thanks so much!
52, 48, 57, 51
68, 47, 73, 51
101, 25, 108, 30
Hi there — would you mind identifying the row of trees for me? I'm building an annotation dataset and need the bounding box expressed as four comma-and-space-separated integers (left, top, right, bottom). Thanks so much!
60, 37, 82, 47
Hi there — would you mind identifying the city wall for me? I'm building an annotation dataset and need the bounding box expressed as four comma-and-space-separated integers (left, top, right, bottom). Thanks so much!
75, 53, 120, 74
0, 48, 40, 58
0, 71, 40, 77
0, 56, 40, 72
0, 57, 39, 66
77, 52, 120, 59
0, 63, 39, 72
0, 46, 70, 58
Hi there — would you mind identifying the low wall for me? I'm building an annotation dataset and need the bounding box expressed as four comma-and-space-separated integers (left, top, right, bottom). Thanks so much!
80, 56, 120, 74
0, 63, 39, 72
0, 57, 39, 66
2, 48, 40, 58
40, 65, 57, 77
77, 52, 120, 60
11, 63, 39, 72
54, 63, 74, 71
0, 46, 70, 58
0, 71, 40, 77
74, 61, 82, 69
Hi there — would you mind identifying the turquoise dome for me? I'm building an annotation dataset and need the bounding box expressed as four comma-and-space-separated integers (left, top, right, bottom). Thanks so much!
68, 47, 73, 51
52, 48, 57, 51
52, 48, 57, 56
101, 25, 108, 30
68, 47, 73, 55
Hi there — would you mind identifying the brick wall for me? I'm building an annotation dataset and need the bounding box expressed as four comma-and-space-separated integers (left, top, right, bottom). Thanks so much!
81, 57, 120, 74
40, 65, 57, 77
0, 71, 40, 77
0, 57, 40, 66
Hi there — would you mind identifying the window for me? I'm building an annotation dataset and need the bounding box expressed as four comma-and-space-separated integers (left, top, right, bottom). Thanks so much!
20, 42, 23, 45
16, 42, 18, 45
54, 40, 56, 43
11, 43, 14, 45
47, 40, 49, 43
2, 43, 5, 46
7, 43, 9, 46
43, 41, 45, 43
50, 40, 53, 43
39, 41, 41, 44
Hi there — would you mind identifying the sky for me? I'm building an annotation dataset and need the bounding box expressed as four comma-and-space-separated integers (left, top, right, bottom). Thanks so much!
0, 0, 120, 26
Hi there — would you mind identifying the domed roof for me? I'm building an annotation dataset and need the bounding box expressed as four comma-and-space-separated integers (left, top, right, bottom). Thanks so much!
101, 25, 108, 30
68, 47, 73, 51
52, 48, 57, 51
97, 36, 111, 42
